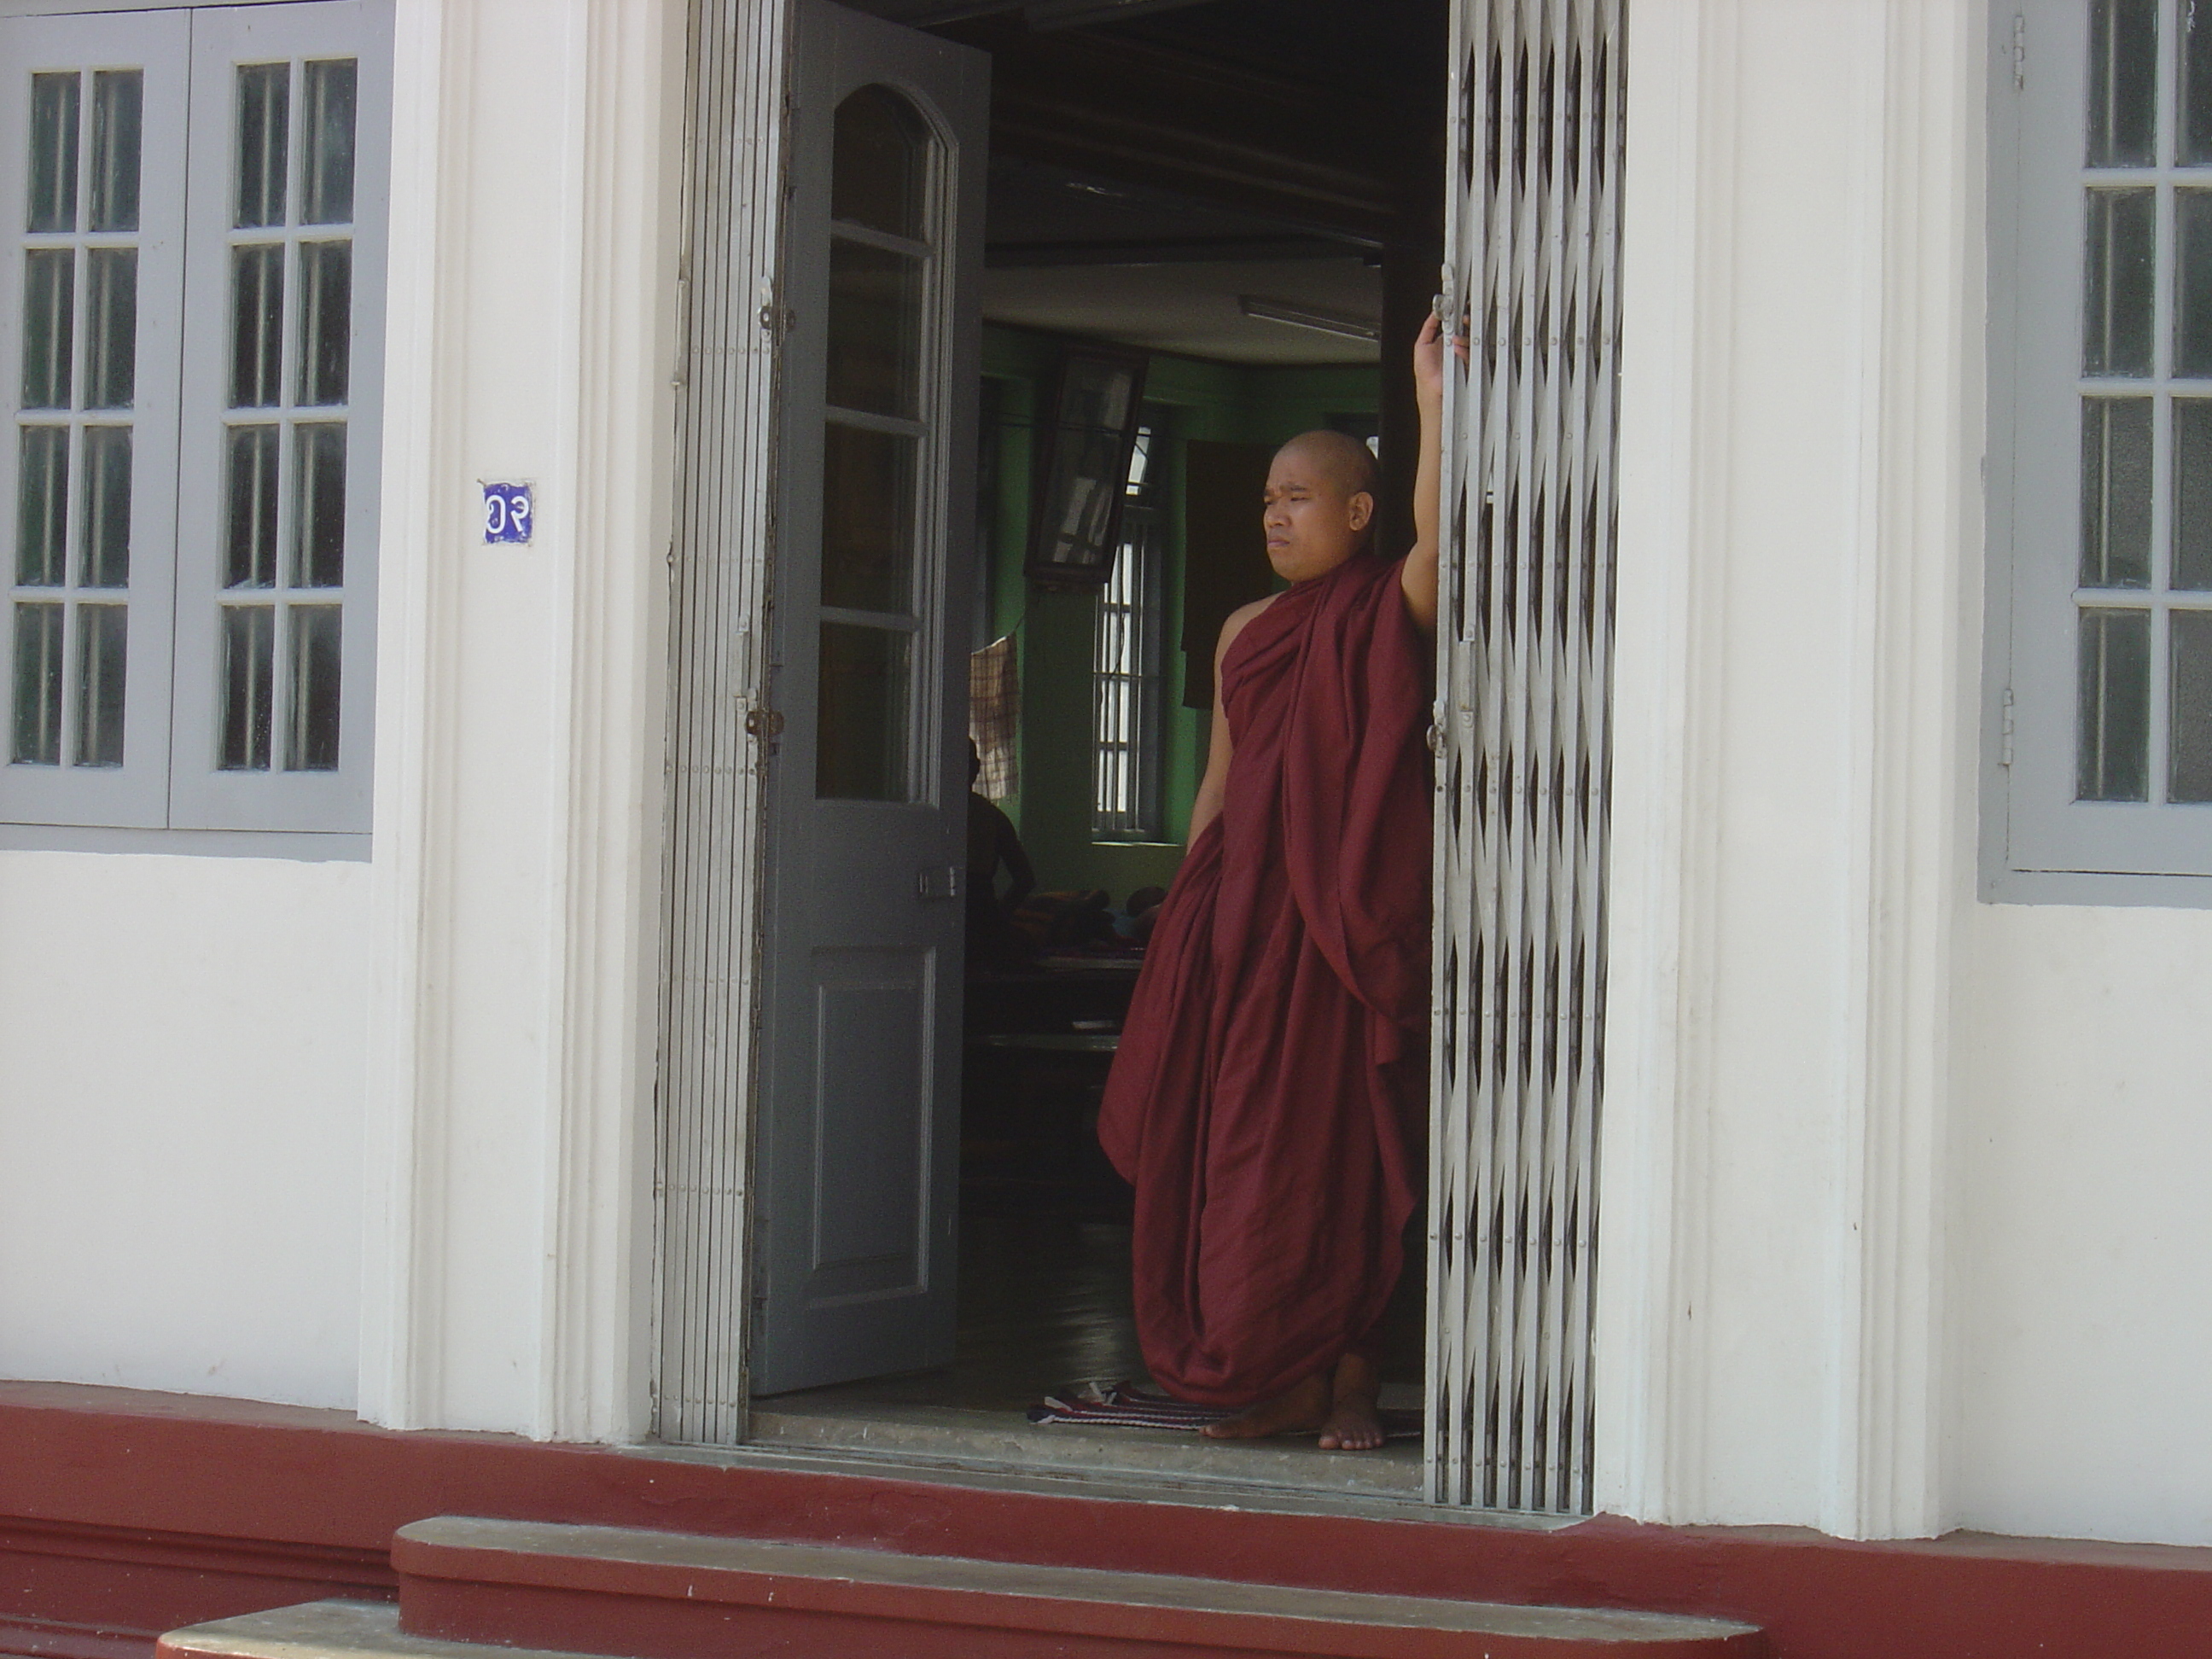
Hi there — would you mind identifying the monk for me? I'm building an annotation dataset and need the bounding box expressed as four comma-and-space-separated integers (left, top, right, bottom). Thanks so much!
1097, 316, 1454, 1451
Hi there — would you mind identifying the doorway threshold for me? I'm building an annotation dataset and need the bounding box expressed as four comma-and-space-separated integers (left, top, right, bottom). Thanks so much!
729, 1213, 1435, 1504
628, 1415, 1580, 1534
745, 1392, 1424, 1500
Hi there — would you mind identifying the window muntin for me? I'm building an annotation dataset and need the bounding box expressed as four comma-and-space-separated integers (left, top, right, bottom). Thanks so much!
1091, 420, 1163, 842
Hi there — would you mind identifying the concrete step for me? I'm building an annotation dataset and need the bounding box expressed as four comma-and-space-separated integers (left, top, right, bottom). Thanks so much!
380, 1514, 1766, 1658
158, 1603, 562, 1659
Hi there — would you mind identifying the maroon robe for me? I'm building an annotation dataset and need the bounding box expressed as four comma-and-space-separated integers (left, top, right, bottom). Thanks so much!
1098, 550, 1431, 1406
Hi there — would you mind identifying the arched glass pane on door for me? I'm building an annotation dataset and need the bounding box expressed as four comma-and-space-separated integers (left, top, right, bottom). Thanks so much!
832, 84, 927, 237
818, 84, 934, 800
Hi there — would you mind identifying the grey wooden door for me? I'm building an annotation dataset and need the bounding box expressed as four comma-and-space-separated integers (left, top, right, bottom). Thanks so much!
749, 0, 987, 1398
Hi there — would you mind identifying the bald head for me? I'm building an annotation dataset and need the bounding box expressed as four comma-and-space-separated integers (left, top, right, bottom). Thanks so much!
1275, 428, 1381, 504
1263, 429, 1382, 583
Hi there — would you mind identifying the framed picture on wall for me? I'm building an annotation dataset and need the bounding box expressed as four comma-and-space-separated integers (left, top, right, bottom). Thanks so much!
1025, 346, 1150, 588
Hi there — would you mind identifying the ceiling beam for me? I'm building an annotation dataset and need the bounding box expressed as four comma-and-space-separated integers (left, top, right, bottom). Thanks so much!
1021, 0, 1220, 28
953, 20, 1409, 242
840, 2, 1024, 24
843, 0, 1220, 24
986, 234, 1371, 269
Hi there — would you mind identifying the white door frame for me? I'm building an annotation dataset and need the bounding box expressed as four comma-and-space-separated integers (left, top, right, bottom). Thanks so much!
650, 0, 1631, 1524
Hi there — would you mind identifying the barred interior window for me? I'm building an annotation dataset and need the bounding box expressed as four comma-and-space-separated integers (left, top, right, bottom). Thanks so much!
1091, 422, 1162, 841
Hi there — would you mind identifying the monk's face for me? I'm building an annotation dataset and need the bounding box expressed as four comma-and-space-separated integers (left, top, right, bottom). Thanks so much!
1263, 442, 1374, 584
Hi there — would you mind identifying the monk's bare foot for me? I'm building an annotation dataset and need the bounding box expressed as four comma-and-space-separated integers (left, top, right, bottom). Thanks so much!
1200, 1371, 1330, 1440
1318, 1353, 1385, 1452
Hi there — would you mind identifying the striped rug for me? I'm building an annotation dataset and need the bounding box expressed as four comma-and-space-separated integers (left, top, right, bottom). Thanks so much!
1027, 1380, 1422, 1441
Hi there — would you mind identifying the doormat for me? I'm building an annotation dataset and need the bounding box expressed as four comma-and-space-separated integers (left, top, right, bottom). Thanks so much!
1027, 1380, 1422, 1441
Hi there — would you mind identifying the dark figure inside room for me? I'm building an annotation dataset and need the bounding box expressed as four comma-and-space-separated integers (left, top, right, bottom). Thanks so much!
1097, 316, 1455, 1452
966, 740, 1037, 975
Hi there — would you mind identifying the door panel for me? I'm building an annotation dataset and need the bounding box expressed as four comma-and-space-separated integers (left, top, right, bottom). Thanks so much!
809, 946, 932, 1301
751, 0, 986, 1398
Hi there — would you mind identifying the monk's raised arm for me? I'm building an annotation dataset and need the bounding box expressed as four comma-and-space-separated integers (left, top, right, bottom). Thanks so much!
1187, 597, 1272, 846
1403, 311, 1465, 636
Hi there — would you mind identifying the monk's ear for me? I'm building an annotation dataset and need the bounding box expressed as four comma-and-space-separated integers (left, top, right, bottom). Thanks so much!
1347, 492, 1375, 533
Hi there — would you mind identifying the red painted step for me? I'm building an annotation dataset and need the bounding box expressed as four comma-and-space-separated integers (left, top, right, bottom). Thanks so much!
391, 1514, 1766, 1659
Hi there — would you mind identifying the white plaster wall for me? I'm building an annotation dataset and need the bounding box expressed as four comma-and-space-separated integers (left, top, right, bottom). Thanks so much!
1609, 0, 2212, 1549
1955, 904, 2212, 1545
0, 850, 368, 1410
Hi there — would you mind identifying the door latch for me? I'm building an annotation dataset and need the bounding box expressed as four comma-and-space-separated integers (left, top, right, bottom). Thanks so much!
917, 865, 963, 900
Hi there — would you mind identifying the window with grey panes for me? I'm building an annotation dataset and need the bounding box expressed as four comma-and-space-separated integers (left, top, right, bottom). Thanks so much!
0, 0, 385, 843
1991, 0, 2212, 893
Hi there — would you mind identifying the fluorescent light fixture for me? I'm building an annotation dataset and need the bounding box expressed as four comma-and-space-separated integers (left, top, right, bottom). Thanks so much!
1237, 295, 1381, 343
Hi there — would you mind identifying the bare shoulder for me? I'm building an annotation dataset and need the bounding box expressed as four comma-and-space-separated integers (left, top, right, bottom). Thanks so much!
1216, 593, 1278, 661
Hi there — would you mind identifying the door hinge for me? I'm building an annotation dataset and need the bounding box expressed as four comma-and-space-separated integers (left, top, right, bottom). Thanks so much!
917, 864, 963, 900
2012, 14, 2026, 91
744, 705, 784, 741
2000, 687, 2017, 767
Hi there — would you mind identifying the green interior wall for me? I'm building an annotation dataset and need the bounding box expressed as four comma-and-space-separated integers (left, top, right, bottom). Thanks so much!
978, 323, 1379, 904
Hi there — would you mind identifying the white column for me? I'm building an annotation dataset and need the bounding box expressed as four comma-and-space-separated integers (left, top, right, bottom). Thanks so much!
359, 0, 685, 1440
1599, 0, 1980, 1539
1595, 0, 1736, 1529
1825, 0, 1981, 1543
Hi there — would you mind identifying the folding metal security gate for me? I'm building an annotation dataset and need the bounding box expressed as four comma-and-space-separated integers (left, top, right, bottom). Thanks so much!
655, 0, 789, 1446
1425, 0, 1626, 1514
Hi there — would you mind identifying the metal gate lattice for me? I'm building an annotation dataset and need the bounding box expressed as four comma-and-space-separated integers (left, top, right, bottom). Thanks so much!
1426, 0, 1625, 1514
654, 0, 789, 1447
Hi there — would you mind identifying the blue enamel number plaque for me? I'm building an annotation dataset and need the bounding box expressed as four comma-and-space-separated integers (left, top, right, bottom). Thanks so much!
483, 482, 533, 544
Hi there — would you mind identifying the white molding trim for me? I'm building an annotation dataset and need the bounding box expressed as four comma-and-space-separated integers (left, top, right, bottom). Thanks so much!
1823, 0, 1980, 1542
362, 0, 684, 1439
538, 0, 684, 1447
360, 0, 469, 1433
1597, 0, 1740, 1528
1602, 0, 1981, 1538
